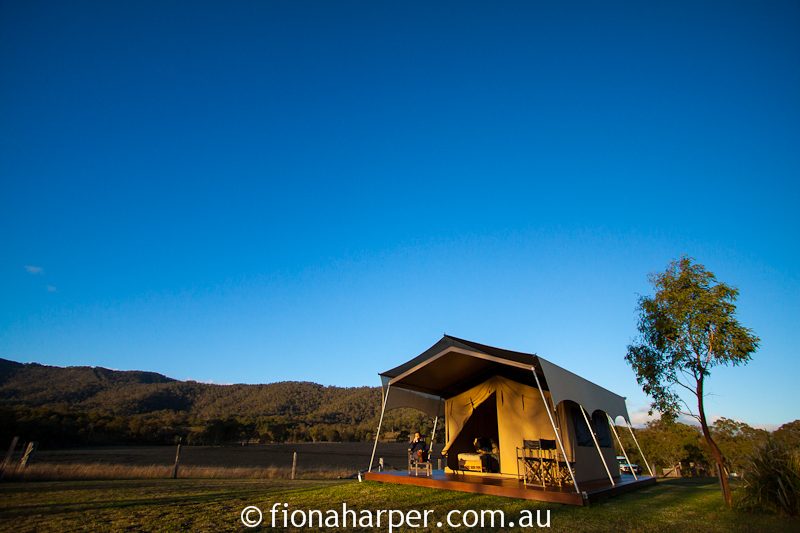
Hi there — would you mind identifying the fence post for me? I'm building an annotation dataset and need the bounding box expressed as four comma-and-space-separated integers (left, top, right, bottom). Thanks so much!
291, 451, 297, 480
19, 442, 36, 468
171, 439, 182, 479
0, 436, 19, 479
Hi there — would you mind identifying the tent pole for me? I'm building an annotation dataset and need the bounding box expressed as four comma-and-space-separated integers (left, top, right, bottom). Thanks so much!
579, 405, 615, 486
607, 414, 637, 480
368, 385, 391, 473
531, 367, 580, 494
429, 416, 438, 462
624, 419, 654, 477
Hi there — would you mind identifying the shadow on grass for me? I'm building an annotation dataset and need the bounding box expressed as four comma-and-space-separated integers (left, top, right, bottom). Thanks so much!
657, 477, 719, 487
591, 478, 722, 512
0, 480, 349, 519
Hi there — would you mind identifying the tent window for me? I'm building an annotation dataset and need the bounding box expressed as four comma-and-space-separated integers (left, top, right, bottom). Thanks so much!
571, 405, 613, 448
571, 406, 593, 447
592, 411, 612, 448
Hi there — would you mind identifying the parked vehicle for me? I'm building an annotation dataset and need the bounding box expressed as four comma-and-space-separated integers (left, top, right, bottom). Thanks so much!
616, 455, 643, 475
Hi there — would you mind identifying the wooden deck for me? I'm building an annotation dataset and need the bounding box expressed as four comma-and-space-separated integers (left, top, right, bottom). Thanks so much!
364, 470, 656, 506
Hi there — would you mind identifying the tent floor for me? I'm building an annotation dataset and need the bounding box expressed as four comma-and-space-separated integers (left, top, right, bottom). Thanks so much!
363, 470, 657, 506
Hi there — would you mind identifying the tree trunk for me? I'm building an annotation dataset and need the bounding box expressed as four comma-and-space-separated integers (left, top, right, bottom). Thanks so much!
697, 377, 732, 507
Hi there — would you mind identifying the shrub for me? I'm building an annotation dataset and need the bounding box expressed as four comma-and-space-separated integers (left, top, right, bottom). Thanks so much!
738, 436, 800, 516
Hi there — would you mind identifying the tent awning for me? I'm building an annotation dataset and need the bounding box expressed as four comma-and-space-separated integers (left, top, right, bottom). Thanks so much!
379, 335, 630, 421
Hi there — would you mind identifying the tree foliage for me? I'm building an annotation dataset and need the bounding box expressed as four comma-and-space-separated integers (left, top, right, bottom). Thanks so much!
612, 418, 789, 479
773, 420, 800, 450
622, 418, 711, 474
711, 417, 769, 474
625, 256, 759, 506
626, 256, 759, 421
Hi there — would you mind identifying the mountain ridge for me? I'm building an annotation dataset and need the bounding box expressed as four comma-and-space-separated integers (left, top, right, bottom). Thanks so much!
0, 357, 426, 447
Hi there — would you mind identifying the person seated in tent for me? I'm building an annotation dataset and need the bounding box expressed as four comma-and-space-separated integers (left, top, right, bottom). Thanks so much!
473, 436, 499, 454
409, 432, 428, 463
473, 437, 500, 473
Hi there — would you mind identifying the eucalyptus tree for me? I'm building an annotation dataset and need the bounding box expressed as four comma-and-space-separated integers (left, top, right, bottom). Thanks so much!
626, 256, 759, 507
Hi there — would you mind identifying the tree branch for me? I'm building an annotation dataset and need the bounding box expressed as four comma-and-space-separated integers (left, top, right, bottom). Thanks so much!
702, 328, 715, 372
674, 375, 698, 397
679, 409, 701, 423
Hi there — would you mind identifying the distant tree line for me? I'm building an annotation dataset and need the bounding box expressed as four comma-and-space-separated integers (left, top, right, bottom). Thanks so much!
0, 403, 434, 448
0, 358, 433, 448
1, 358, 795, 463
614, 417, 800, 477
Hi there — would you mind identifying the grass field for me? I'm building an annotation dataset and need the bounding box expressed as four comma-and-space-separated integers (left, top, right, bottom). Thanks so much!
3, 443, 408, 481
28, 442, 408, 466
1, 477, 798, 532
31, 442, 409, 471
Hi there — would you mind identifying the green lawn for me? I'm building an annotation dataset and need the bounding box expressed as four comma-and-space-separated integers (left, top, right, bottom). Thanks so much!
0, 477, 797, 532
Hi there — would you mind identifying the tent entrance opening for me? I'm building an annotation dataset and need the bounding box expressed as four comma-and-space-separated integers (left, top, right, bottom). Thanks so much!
446, 392, 500, 473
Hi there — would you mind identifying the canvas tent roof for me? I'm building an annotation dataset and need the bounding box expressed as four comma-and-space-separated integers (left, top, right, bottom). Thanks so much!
379, 335, 630, 421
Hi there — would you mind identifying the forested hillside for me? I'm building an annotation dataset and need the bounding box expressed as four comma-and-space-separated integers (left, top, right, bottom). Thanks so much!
0, 358, 429, 448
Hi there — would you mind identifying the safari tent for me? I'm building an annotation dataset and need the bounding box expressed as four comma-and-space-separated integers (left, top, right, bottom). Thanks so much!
364, 335, 656, 505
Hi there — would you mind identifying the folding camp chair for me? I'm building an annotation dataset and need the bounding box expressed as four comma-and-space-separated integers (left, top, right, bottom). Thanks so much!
408, 440, 433, 477
517, 439, 546, 487
539, 438, 576, 487
531, 439, 552, 486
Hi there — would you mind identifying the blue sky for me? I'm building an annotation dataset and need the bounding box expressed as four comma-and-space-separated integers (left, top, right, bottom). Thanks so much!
1, 1, 798, 428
